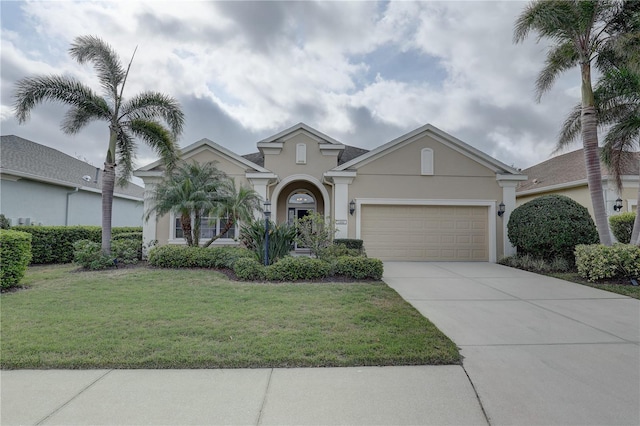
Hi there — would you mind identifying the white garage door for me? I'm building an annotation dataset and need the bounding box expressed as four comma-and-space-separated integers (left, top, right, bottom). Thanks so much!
361, 205, 489, 261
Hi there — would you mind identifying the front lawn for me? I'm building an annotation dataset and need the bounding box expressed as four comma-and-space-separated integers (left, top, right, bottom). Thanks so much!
1, 265, 459, 369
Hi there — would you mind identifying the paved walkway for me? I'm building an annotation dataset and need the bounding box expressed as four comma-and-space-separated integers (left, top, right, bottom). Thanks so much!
2, 262, 638, 425
384, 262, 640, 425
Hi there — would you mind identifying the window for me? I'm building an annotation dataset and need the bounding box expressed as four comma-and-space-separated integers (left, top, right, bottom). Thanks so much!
421, 148, 434, 175
296, 143, 307, 164
173, 214, 236, 241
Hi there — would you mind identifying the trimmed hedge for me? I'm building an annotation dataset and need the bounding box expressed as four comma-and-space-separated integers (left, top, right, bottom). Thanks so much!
334, 239, 363, 250
233, 257, 266, 281
17, 226, 142, 264
266, 256, 330, 281
0, 230, 33, 289
148, 245, 255, 269
609, 212, 636, 244
332, 256, 383, 280
508, 195, 598, 263
575, 244, 640, 282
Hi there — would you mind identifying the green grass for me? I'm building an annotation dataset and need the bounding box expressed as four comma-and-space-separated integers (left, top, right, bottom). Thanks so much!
549, 272, 640, 299
1, 265, 459, 369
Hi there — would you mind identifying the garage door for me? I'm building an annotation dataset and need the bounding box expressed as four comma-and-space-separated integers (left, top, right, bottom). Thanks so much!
361, 205, 489, 261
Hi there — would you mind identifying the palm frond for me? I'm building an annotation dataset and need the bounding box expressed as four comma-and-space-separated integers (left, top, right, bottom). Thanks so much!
557, 102, 584, 150
61, 102, 112, 134
116, 130, 136, 187
13, 75, 109, 124
120, 92, 185, 137
127, 119, 180, 173
69, 35, 125, 99
513, 0, 577, 44
536, 41, 579, 101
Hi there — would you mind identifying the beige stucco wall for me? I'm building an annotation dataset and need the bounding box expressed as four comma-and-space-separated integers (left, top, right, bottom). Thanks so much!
346, 134, 506, 258
263, 133, 340, 182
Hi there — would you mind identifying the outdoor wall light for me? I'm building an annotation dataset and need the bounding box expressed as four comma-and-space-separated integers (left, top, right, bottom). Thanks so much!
613, 198, 623, 212
497, 202, 506, 217
349, 199, 356, 216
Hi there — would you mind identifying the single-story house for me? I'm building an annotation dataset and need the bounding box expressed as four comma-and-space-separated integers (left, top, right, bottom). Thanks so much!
0, 135, 144, 227
135, 123, 526, 262
516, 149, 639, 217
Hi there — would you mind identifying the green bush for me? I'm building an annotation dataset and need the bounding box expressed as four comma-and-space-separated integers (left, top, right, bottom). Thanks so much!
332, 256, 383, 280
239, 219, 296, 265
333, 239, 363, 250
507, 195, 599, 263
265, 256, 330, 281
18, 226, 142, 264
148, 245, 255, 269
73, 240, 114, 270
233, 257, 266, 281
498, 254, 570, 273
0, 230, 32, 289
575, 244, 640, 282
319, 243, 364, 260
0, 214, 11, 229
112, 232, 143, 241
111, 239, 141, 265
609, 212, 636, 244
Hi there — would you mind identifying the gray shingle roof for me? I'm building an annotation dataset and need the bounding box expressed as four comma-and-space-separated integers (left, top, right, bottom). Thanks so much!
517, 148, 640, 192
0, 135, 144, 199
241, 144, 370, 168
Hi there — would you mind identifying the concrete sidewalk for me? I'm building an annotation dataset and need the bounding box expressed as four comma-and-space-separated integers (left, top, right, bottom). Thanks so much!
1, 366, 486, 425
384, 262, 640, 426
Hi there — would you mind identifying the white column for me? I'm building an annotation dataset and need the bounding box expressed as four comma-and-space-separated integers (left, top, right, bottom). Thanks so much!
248, 176, 272, 220
333, 177, 354, 238
142, 181, 158, 258
499, 181, 519, 257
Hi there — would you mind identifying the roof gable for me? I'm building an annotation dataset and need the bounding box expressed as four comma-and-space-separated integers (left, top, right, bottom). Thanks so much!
334, 124, 520, 175
136, 138, 270, 174
0, 135, 144, 199
258, 122, 344, 146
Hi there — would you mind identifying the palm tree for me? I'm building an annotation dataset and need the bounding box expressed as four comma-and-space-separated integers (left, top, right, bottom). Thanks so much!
146, 162, 226, 246
203, 179, 262, 247
13, 35, 184, 254
558, 2, 640, 244
513, 0, 633, 245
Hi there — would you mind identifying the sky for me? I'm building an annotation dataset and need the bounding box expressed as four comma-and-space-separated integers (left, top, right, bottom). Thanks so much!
1, 0, 585, 185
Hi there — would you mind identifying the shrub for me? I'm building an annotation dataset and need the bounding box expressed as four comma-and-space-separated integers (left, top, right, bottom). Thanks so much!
111, 239, 141, 265
73, 240, 114, 270
18, 226, 142, 264
609, 212, 636, 244
0, 230, 32, 289
148, 245, 255, 269
294, 212, 337, 258
332, 256, 383, 280
112, 232, 143, 241
498, 254, 570, 273
0, 214, 11, 229
507, 195, 599, 264
233, 257, 266, 281
333, 239, 363, 250
319, 243, 364, 260
239, 219, 296, 265
265, 256, 330, 281
575, 244, 640, 282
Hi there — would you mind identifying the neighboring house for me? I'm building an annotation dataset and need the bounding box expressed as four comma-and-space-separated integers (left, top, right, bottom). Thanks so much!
135, 123, 526, 262
0, 135, 144, 227
516, 149, 639, 217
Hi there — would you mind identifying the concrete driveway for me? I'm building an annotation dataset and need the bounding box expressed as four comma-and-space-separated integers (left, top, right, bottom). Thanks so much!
383, 262, 640, 426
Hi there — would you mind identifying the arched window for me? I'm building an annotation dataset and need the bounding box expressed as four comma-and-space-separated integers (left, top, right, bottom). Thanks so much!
421, 148, 434, 175
287, 191, 315, 225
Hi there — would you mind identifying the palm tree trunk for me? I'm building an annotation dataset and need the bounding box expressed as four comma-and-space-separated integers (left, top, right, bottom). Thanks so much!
203, 218, 234, 248
193, 210, 201, 246
581, 63, 612, 246
181, 214, 193, 246
101, 162, 116, 255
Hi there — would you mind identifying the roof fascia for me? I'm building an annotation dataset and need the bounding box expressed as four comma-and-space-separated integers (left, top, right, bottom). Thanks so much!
258, 122, 344, 145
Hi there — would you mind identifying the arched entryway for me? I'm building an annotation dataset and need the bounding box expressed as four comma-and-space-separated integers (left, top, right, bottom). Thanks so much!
269, 174, 330, 224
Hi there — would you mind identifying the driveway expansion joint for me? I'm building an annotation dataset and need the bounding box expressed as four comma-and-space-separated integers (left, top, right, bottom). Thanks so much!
34, 369, 113, 426
255, 368, 273, 425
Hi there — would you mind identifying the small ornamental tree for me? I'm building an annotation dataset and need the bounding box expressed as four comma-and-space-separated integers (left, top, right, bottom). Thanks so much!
294, 212, 337, 258
507, 195, 599, 263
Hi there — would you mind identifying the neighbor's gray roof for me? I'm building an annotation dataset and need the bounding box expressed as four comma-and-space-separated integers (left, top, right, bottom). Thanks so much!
241, 144, 370, 168
517, 148, 640, 193
0, 135, 144, 199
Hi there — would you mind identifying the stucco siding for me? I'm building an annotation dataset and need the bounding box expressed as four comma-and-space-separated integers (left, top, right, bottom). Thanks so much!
1, 177, 142, 227
263, 134, 339, 181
